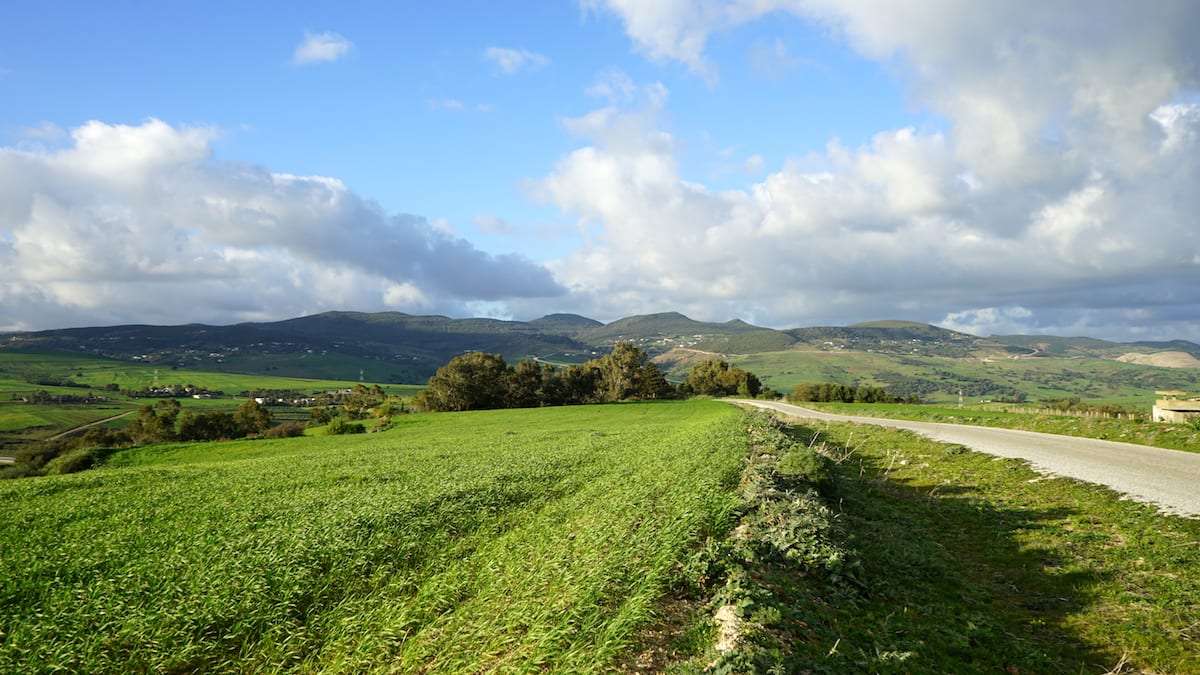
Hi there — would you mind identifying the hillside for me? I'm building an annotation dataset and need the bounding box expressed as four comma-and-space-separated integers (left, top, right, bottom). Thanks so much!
1, 311, 594, 383
786, 320, 978, 357
1116, 351, 1200, 369
3, 312, 1197, 403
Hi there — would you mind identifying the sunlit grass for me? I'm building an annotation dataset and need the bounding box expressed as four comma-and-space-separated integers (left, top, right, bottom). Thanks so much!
707, 413, 1200, 673
0, 400, 745, 673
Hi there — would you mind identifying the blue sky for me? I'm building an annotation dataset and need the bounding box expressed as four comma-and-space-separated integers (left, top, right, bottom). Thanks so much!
2, 1, 1198, 341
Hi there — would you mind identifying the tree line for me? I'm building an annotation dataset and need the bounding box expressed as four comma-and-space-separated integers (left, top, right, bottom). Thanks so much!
789, 382, 918, 404
412, 342, 768, 413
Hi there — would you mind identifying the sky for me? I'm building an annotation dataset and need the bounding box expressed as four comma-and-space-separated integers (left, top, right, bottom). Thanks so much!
1, 1, 1198, 342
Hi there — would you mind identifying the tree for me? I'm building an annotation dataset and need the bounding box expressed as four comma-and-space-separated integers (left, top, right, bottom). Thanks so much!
414, 352, 510, 412
600, 341, 667, 398
126, 399, 181, 444
343, 384, 386, 420
234, 399, 273, 436
506, 360, 544, 408
553, 363, 602, 405
179, 410, 240, 441
685, 360, 761, 397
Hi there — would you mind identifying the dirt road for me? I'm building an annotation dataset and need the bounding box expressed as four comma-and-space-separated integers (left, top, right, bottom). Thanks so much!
733, 399, 1200, 518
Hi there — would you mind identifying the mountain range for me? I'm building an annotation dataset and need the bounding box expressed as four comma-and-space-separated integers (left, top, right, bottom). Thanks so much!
3, 311, 1197, 387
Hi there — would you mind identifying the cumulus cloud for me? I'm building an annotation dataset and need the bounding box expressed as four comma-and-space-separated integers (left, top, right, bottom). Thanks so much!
291, 30, 354, 65
483, 47, 549, 75
536, 1, 1200, 340
0, 119, 562, 331
581, 0, 724, 81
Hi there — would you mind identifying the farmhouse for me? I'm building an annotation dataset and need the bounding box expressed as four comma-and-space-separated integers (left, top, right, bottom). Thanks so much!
1152, 391, 1200, 423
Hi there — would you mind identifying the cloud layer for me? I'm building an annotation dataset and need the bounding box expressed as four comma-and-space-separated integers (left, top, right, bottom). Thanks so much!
540, 0, 1200, 340
0, 120, 562, 330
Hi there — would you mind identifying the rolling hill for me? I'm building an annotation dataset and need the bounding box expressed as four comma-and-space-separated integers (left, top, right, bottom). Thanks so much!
3, 311, 1197, 404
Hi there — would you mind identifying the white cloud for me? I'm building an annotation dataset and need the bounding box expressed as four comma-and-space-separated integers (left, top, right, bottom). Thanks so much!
291, 30, 354, 65
531, 88, 1200, 340
426, 98, 465, 111
483, 47, 549, 75
543, 1, 1200, 340
581, 0, 724, 81
939, 307, 1034, 337
0, 119, 562, 331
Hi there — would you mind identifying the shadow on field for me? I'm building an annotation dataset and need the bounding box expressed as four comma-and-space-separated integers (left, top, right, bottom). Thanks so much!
764, 423, 1121, 674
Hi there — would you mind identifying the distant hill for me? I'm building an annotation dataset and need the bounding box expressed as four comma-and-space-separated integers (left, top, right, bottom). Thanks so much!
3, 312, 1197, 392
578, 312, 766, 342
1, 311, 593, 383
527, 313, 604, 338
988, 334, 1120, 357
784, 321, 977, 357
1131, 340, 1200, 360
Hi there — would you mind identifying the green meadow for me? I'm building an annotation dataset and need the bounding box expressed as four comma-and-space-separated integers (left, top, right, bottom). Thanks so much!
2, 400, 1199, 672
0, 400, 745, 673
0, 353, 421, 446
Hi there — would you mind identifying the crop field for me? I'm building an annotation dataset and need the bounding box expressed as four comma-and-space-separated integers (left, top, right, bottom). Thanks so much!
0, 353, 422, 444
0, 400, 745, 673
0, 352, 416, 396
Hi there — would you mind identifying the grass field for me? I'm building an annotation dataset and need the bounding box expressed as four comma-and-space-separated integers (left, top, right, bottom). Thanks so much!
0, 400, 745, 673
2, 399, 1198, 672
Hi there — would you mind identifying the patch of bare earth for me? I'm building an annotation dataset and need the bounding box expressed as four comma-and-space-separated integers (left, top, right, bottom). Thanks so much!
612, 596, 707, 673
1115, 351, 1200, 369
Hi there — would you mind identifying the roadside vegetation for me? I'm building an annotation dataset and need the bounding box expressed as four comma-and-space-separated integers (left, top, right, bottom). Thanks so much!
662, 410, 1200, 673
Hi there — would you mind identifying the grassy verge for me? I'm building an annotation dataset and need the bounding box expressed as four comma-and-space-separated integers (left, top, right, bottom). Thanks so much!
805, 401, 1200, 453
701, 411, 1200, 673
0, 400, 745, 673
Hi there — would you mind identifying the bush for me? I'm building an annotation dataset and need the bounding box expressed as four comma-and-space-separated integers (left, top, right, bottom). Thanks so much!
326, 418, 366, 435
43, 448, 97, 475
264, 422, 306, 438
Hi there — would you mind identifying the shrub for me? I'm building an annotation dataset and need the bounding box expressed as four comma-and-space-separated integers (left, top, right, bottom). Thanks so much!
264, 422, 305, 438
43, 448, 97, 475
326, 418, 365, 435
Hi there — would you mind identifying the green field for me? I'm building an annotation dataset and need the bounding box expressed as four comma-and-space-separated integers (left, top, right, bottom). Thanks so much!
0, 400, 745, 673
0, 352, 417, 396
0, 353, 422, 446
2, 400, 1199, 672
722, 349, 1200, 406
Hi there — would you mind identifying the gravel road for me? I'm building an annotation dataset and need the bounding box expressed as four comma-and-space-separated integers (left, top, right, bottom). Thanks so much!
733, 399, 1200, 518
